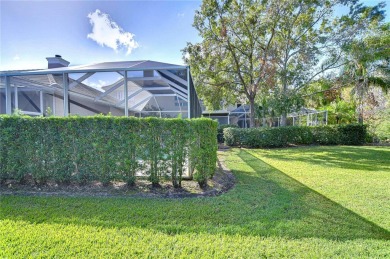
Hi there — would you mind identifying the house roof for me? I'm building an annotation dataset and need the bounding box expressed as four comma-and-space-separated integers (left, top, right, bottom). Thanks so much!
0, 60, 188, 76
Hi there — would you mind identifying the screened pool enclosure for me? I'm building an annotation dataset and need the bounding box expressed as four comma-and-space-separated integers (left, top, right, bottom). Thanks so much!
0, 57, 202, 118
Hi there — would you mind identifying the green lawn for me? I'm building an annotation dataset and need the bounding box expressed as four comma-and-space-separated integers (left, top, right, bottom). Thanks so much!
1, 146, 389, 258
245, 146, 390, 231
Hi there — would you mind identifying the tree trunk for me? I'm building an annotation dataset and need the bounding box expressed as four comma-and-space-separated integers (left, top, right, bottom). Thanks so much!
358, 106, 364, 124
280, 111, 287, 126
358, 89, 364, 124
280, 78, 288, 127
249, 98, 256, 128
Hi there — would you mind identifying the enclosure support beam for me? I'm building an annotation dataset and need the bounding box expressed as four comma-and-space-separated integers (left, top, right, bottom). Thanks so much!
40, 91, 44, 115
167, 83, 188, 99
155, 71, 187, 99
129, 96, 152, 110
95, 78, 124, 101
116, 88, 144, 106
152, 96, 162, 118
159, 69, 188, 87
63, 73, 69, 116
325, 110, 328, 125
187, 67, 191, 119
68, 72, 95, 89
124, 71, 128, 117
5, 76, 12, 114
53, 92, 56, 115
14, 84, 18, 111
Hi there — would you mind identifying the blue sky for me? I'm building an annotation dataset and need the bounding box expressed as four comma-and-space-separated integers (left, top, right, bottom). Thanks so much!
0, 0, 202, 70
0, 0, 388, 71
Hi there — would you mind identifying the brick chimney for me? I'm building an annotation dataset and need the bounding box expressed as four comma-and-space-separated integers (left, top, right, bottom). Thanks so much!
46, 55, 70, 69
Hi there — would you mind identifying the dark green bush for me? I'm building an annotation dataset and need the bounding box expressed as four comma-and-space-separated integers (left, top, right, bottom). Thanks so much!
224, 124, 366, 148
217, 124, 238, 143
0, 116, 218, 187
189, 119, 218, 187
311, 126, 340, 145
338, 124, 367, 145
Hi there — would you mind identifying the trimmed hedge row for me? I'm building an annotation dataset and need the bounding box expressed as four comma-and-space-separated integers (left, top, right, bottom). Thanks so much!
224, 124, 367, 148
0, 116, 217, 187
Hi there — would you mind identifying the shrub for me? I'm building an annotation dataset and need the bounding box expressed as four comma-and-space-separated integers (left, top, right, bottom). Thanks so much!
0, 116, 218, 187
369, 109, 390, 143
311, 126, 340, 145
217, 124, 238, 143
223, 127, 240, 147
338, 124, 367, 145
223, 124, 366, 148
190, 118, 218, 187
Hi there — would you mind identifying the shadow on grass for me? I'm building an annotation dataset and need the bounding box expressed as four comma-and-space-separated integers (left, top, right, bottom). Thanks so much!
257, 146, 390, 172
1, 148, 389, 241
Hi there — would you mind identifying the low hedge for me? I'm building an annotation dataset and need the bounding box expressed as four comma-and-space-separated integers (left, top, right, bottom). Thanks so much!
224, 124, 367, 148
0, 116, 217, 187
217, 124, 239, 143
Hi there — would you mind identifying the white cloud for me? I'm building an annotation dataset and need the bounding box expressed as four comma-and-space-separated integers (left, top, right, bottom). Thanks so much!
13, 55, 20, 61
84, 76, 123, 89
87, 9, 139, 55
84, 78, 109, 89
177, 12, 185, 17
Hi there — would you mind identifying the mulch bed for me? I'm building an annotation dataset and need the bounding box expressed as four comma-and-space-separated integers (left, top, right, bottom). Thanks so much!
0, 158, 235, 199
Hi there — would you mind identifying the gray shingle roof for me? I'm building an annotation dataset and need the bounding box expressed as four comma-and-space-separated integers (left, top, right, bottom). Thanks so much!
0, 60, 187, 76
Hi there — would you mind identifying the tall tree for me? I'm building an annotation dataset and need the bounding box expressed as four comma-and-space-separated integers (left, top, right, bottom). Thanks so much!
272, 0, 343, 125
342, 21, 389, 123
184, 0, 385, 127
183, 0, 280, 127
262, 0, 385, 125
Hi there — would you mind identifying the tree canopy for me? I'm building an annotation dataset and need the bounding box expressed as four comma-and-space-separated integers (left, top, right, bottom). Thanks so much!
342, 22, 389, 123
183, 0, 387, 127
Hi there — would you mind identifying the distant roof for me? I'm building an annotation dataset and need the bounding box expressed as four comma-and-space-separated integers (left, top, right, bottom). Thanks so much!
288, 107, 320, 116
0, 60, 188, 76
230, 105, 250, 114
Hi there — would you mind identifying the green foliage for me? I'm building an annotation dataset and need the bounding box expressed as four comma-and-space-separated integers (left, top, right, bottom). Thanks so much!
45, 107, 53, 117
11, 108, 24, 116
1, 146, 389, 257
0, 116, 217, 187
189, 118, 218, 187
303, 78, 341, 109
325, 98, 357, 124
338, 124, 368, 145
258, 89, 305, 122
217, 124, 238, 143
164, 119, 190, 187
341, 22, 390, 123
368, 107, 390, 142
184, 0, 384, 127
224, 124, 367, 148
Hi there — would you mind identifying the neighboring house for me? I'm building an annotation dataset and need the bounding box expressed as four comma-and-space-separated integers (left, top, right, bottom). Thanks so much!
202, 103, 328, 128
202, 103, 251, 128
0, 55, 202, 118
